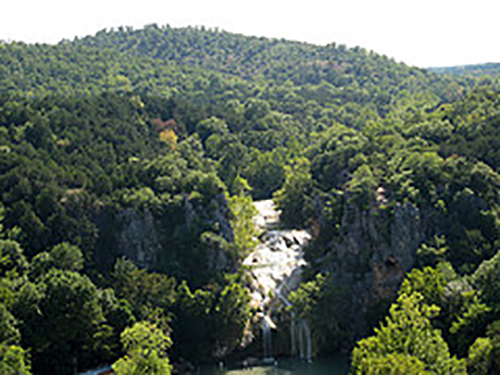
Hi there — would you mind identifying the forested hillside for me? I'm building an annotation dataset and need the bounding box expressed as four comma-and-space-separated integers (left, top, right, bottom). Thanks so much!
0, 25, 499, 374
431, 62, 500, 80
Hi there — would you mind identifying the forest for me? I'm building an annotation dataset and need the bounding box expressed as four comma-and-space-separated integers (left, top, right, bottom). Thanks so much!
0, 24, 499, 374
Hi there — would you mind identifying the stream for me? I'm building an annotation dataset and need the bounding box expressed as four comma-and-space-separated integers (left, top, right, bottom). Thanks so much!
244, 200, 310, 310
196, 356, 350, 375
243, 200, 312, 360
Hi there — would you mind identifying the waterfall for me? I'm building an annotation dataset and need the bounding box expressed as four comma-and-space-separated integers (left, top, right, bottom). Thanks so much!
298, 318, 304, 360
301, 319, 312, 363
244, 200, 313, 363
262, 313, 273, 362
293, 318, 312, 363
275, 288, 312, 362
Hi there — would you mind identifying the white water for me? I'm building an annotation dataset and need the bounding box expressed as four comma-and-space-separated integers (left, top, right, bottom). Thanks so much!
262, 312, 273, 361
244, 200, 312, 361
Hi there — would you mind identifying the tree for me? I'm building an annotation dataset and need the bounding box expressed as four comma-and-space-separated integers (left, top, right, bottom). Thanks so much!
227, 192, 257, 256
48, 242, 84, 272
398, 267, 446, 307
468, 337, 493, 375
0, 240, 29, 277
173, 282, 215, 362
212, 274, 251, 356
195, 117, 229, 143
467, 320, 500, 374
288, 273, 326, 320
112, 322, 172, 375
159, 129, 178, 150
0, 344, 31, 375
351, 292, 466, 374
472, 250, 500, 308
0, 303, 20, 345
274, 157, 313, 227
28, 242, 84, 280
14, 270, 105, 374
243, 149, 285, 199
0, 303, 31, 374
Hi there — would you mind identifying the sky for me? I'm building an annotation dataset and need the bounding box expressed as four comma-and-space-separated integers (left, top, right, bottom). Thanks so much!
1, 0, 499, 68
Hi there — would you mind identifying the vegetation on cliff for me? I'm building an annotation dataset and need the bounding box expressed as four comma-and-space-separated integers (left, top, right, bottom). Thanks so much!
0, 25, 499, 373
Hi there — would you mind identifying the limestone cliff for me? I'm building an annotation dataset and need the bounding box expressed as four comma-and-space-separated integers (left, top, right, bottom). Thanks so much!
114, 208, 162, 268
93, 193, 234, 276
313, 198, 425, 340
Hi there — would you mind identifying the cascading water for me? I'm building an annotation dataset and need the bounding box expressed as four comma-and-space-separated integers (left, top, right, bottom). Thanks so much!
278, 289, 312, 363
301, 319, 312, 363
244, 200, 312, 362
291, 312, 297, 356
262, 312, 273, 362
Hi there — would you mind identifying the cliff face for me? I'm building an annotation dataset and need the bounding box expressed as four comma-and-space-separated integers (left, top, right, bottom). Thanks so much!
114, 208, 162, 268
316, 200, 424, 338
94, 193, 234, 275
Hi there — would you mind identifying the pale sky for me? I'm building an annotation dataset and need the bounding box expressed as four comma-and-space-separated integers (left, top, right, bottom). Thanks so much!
1, 0, 499, 68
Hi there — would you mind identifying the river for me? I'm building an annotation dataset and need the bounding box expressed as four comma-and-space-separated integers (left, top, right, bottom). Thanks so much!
196, 356, 350, 375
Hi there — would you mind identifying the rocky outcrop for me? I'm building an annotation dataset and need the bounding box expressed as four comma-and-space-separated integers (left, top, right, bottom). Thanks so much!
315, 199, 424, 338
184, 193, 234, 274
244, 229, 310, 308
114, 208, 162, 268
94, 193, 234, 273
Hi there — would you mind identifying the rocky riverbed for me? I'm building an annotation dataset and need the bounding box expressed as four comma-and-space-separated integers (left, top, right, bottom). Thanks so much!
244, 200, 311, 310
242, 200, 313, 360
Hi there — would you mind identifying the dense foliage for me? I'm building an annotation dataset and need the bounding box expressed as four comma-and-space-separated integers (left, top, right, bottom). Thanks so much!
431, 63, 500, 83
0, 25, 499, 373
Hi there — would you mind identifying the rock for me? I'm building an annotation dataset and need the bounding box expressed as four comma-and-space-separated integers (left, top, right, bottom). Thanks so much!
315, 199, 424, 339
94, 193, 234, 273
114, 208, 162, 268
242, 357, 260, 368
242, 200, 311, 355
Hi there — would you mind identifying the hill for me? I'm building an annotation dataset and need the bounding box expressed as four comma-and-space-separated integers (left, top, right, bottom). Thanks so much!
0, 25, 499, 374
430, 62, 500, 78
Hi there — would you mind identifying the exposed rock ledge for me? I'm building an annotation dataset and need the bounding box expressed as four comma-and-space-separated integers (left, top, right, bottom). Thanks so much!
244, 200, 311, 309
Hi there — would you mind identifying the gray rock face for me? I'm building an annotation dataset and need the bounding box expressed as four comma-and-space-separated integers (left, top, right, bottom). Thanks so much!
185, 193, 234, 273
184, 193, 234, 243
95, 193, 234, 272
115, 208, 162, 268
317, 200, 423, 337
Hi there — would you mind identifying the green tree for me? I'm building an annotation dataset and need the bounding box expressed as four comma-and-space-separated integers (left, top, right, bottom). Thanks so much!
0, 240, 29, 277
0, 301, 31, 374
48, 242, 84, 272
213, 274, 251, 356
468, 337, 493, 375
288, 273, 326, 320
274, 157, 313, 227
472, 250, 500, 308
112, 321, 172, 375
227, 192, 257, 256
351, 292, 466, 374
0, 344, 31, 375
14, 269, 105, 374
196, 117, 229, 143
398, 267, 446, 307
467, 320, 500, 374
243, 149, 286, 199
0, 303, 20, 345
